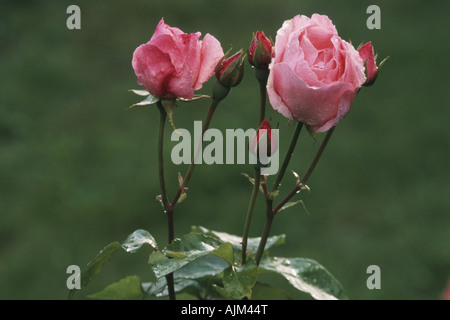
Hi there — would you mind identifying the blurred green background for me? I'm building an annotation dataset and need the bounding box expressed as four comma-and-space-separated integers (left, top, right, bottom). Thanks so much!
1, 0, 449, 299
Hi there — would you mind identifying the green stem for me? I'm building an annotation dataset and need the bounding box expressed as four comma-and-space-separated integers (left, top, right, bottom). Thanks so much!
241, 168, 261, 264
255, 125, 336, 266
242, 69, 268, 264
255, 67, 269, 123
300, 126, 335, 184
254, 198, 274, 266
272, 184, 301, 214
254, 122, 303, 266
157, 101, 170, 211
271, 121, 303, 193
156, 101, 176, 301
170, 99, 219, 207
259, 81, 266, 123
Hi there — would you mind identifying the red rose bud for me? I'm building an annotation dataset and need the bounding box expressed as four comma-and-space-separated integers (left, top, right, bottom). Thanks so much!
215, 49, 246, 88
358, 42, 380, 86
248, 31, 273, 68
250, 120, 278, 158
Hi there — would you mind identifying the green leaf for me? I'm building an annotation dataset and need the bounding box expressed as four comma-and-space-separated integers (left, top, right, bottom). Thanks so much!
122, 229, 158, 253
174, 254, 229, 280
240, 173, 264, 193
151, 233, 232, 278
211, 242, 234, 265
144, 255, 228, 299
88, 275, 143, 300
141, 277, 167, 298
241, 172, 255, 184
214, 258, 258, 300
177, 192, 187, 204
80, 242, 121, 288
251, 282, 293, 300
277, 200, 311, 215
259, 256, 346, 300
141, 277, 202, 299
191, 225, 285, 255
148, 250, 167, 265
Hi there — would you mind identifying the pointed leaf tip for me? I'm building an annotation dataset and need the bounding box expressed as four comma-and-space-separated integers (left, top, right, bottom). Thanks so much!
129, 93, 160, 108
122, 229, 158, 253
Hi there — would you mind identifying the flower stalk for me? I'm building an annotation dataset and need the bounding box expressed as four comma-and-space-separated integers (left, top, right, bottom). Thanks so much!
257, 69, 269, 124
241, 167, 261, 264
271, 121, 303, 193
170, 97, 219, 208
156, 101, 170, 212
241, 58, 270, 264
254, 126, 336, 265
156, 100, 176, 300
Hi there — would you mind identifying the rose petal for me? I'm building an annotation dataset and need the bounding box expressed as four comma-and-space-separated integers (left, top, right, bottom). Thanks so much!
132, 43, 175, 98
151, 18, 184, 41
293, 54, 321, 87
298, 34, 318, 67
310, 14, 338, 34
273, 15, 309, 63
266, 63, 294, 120
305, 26, 334, 50
341, 41, 366, 87
168, 64, 195, 99
195, 33, 224, 90
269, 62, 357, 132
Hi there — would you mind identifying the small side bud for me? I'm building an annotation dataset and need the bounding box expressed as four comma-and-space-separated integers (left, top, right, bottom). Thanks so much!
358, 41, 387, 87
215, 49, 246, 88
248, 31, 273, 69
249, 120, 278, 168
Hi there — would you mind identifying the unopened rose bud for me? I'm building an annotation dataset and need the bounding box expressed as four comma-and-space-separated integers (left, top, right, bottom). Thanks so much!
248, 31, 273, 69
250, 120, 278, 163
215, 49, 246, 88
358, 42, 381, 87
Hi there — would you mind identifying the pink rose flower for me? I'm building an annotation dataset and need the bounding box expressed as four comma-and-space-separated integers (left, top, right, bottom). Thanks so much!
132, 18, 224, 99
267, 14, 366, 132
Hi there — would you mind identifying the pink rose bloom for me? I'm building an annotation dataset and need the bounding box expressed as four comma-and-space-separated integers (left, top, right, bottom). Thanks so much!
132, 18, 224, 99
267, 14, 366, 132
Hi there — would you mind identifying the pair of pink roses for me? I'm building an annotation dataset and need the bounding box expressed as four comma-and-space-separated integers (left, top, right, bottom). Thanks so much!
132, 15, 379, 132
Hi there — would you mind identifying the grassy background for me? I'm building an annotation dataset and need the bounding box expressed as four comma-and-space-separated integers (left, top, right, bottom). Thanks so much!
1, 0, 449, 299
